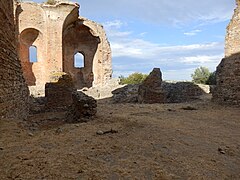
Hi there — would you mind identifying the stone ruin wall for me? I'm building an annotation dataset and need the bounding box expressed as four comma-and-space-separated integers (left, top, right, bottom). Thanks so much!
213, 0, 240, 106
18, 2, 112, 96
0, 0, 29, 119
225, 0, 240, 57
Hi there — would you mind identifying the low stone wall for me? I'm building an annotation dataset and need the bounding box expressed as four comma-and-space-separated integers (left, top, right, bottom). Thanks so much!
162, 82, 206, 103
45, 73, 74, 111
0, 0, 29, 119
112, 84, 139, 103
112, 82, 207, 104
66, 91, 97, 123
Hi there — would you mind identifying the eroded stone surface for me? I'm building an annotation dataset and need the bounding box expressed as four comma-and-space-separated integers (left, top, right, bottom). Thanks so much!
66, 91, 97, 123
225, 0, 240, 57
213, 53, 240, 105
162, 82, 206, 103
138, 68, 165, 104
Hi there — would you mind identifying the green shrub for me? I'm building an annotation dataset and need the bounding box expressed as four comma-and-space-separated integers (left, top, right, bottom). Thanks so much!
191, 66, 211, 84
46, 0, 57, 5
119, 72, 148, 85
206, 71, 216, 85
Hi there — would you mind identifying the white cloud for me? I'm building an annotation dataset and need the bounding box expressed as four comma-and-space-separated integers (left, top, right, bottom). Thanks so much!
79, 0, 235, 26
180, 55, 223, 64
184, 29, 202, 36
163, 68, 196, 81
103, 20, 125, 29
104, 20, 224, 80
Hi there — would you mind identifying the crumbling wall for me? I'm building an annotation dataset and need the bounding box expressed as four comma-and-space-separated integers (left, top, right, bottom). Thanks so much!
213, 0, 240, 106
138, 68, 165, 104
225, 0, 240, 57
66, 91, 97, 123
213, 53, 240, 105
0, 0, 29, 119
63, 20, 99, 88
80, 18, 112, 87
17, 2, 112, 95
45, 72, 75, 111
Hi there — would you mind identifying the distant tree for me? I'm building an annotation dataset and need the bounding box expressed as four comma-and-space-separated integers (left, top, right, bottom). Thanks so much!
191, 66, 211, 84
119, 72, 148, 85
206, 71, 216, 85
45, 0, 57, 5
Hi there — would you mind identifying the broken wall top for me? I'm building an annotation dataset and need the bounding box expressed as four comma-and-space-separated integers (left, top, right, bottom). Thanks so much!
225, 0, 240, 57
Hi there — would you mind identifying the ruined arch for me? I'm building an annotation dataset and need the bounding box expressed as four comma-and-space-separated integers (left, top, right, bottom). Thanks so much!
63, 20, 100, 88
19, 28, 42, 86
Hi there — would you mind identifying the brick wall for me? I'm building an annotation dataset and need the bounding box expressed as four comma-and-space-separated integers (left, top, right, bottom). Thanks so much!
213, 54, 240, 106
213, 1, 240, 106
225, 1, 240, 57
0, 0, 29, 119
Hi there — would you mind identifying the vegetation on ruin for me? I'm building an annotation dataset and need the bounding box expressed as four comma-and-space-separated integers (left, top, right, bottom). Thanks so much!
45, 0, 57, 5
119, 72, 148, 85
191, 66, 216, 85
206, 71, 216, 85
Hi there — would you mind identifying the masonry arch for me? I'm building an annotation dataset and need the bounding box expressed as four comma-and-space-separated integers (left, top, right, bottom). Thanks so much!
62, 20, 100, 89
19, 28, 42, 86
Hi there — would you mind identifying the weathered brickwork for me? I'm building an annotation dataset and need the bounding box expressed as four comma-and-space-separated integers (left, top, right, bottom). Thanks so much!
66, 91, 97, 123
45, 73, 74, 111
213, 0, 240, 106
225, 0, 240, 57
138, 68, 165, 104
213, 53, 240, 105
0, 0, 29, 119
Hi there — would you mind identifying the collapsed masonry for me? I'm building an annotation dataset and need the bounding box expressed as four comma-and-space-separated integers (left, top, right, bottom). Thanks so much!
111, 68, 207, 104
212, 0, 240, 106
18, 1, 112, 96
138, 68, 165, 104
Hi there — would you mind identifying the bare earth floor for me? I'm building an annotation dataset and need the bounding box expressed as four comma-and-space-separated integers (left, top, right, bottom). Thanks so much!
1, 96, 240, 179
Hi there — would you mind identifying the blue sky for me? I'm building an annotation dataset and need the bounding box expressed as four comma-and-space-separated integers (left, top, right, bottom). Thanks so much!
30, 0, 236, 80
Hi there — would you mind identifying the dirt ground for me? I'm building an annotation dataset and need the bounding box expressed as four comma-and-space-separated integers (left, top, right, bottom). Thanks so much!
1, 95, 240, 179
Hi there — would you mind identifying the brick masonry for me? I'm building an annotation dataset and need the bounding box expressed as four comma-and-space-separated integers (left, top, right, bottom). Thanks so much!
0, 0, 29, 119
213, 0, 240, 106
213, 53, 240, 106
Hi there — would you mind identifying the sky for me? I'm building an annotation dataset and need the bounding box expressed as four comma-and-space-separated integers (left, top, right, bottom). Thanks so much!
30, 0, 236, 80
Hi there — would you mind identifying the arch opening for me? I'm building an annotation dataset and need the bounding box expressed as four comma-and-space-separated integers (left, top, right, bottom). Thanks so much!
29, 45, 38, 63
74, 52, 84, 68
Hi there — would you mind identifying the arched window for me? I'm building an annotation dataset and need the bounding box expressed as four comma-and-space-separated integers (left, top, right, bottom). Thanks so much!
74, 52, 84, 68
29, 45, 37, 63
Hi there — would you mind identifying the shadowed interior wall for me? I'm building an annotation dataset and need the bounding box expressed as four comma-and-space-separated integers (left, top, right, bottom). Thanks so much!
19, 28, 42, 86
63, 21, 99, 88
0, 0, 29, 119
